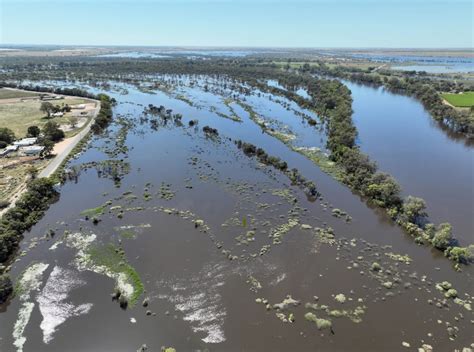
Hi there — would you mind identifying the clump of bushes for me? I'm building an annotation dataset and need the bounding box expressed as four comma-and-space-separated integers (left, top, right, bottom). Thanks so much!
0, 274, 13, 304
91, 94, 115, 133
203, 126, 219, 136
0, 127, 15, 146
291, 74, 472, 264
236, 140, 318, 199
0, 178, 58, 303
0, 178, 58, 263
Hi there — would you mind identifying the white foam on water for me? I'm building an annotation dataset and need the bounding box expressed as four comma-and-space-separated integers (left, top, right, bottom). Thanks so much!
12, 262, 49, 352
37, 266, 92, 344
271, 273, 287, 286
62, 232, 137, 301
157, 263, 227, 344
13, 302, 34, 352
16, 263, 49, 301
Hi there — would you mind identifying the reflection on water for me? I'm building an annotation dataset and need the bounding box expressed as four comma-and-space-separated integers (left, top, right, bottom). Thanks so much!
345, 80, 474, 241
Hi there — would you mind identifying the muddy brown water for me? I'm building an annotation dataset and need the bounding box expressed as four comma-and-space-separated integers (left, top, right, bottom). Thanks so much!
0, 78, 472, 352
343, 80, 474, 244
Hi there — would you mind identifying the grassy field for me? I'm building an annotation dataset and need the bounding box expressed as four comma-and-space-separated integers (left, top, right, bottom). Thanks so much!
0, 158, 48, 201
441, 92, 474, 107
0, 97, 90, 137
0, 88, 41, 99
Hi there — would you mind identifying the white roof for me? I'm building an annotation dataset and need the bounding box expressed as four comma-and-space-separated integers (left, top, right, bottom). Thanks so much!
21, 146, 44, 154
13, 138, 37, 146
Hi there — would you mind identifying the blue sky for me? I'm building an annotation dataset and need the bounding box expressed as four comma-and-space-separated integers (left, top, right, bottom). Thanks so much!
1, 0, 472, 48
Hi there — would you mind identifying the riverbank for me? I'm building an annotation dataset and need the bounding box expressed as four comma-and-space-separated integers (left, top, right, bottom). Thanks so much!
232, 71, 473, 265
0, 94, 112, 304
0, 101, 100, 217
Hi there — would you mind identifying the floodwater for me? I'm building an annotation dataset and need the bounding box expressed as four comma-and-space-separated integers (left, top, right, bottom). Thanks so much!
0, 77, 472, 352
344, 80, 474, 244
346, 53, 474, 73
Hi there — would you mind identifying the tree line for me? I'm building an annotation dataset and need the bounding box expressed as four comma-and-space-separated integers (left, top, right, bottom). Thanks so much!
0, 92, 115, 304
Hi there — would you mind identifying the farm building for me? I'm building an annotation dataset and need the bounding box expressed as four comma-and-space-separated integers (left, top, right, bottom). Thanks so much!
0, 145, 19, 157
42, 95, 63, 101
20, 146, 44, 156
13, 138, 37, 146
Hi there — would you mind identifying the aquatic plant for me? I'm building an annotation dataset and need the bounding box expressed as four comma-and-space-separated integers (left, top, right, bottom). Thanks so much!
304, 312, 332, 330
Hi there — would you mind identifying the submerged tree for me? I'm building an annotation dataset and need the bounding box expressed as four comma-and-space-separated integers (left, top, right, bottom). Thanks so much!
431, 223, 453, 250
0, 274, 13, 304
402, 196, 427, 225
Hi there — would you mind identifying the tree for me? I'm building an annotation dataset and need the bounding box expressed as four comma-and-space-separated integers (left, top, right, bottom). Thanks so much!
40, 139, 55, 157
26, 165, 38, 179
68, 116, 79, 129
27, 125, 41, 138
447, 245, 474, 264
431, 223, 453, 250
402, 196, 427, 224
42, 121, 64, 142
40, 102, 54, 118
0, 127, 15, 144
0, 274, 13, 304
365, 172, 402, 208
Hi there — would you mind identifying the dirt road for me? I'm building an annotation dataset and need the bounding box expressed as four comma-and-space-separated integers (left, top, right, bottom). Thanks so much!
39, 102, 100, 178
0, 102, 100, 217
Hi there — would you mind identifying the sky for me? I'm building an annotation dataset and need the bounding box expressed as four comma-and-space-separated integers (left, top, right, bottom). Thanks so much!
0, 0, 472, 48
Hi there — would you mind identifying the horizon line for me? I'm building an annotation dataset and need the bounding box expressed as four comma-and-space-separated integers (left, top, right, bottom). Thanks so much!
1, 44, 473, 51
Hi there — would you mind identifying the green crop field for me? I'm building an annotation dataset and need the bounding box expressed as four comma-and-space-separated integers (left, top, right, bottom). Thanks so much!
441, 92, 474, 108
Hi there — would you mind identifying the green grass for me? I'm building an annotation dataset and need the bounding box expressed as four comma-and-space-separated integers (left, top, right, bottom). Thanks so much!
0, 97, 90, 137
0, 88, 40, 100
442, 92, 474, 108
80, 205, 106, 217
87, 243, 144, 306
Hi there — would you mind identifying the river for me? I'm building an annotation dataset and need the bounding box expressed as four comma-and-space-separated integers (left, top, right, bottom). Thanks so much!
0, 77, 472, 352
344, 80, 474, 244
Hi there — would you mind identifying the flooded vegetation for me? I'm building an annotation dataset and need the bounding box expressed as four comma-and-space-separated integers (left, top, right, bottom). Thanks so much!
0, 56, 473, 352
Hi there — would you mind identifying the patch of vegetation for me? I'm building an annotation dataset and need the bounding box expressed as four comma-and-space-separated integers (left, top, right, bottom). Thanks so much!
203, 125, 219, 136
0, 274, 13, 304
0, 178, 58, 303
90, 94, 115, 134
304, 312, 332, 330
0, 88, 39, 100
86, 243, 144, 307
441, 92, 474, 108
80, 205, 106, 217
235, 140, 318, 199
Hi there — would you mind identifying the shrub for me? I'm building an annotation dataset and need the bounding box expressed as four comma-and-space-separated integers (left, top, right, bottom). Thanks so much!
0, 127, 15, 145
402, 196, 427, 225
431, 223, 453, 250
0, 178, 58, 263
0, 274, 13, 304
446, 246, 474, 264
27, 125, 41, 138
42, 121, 64, 142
